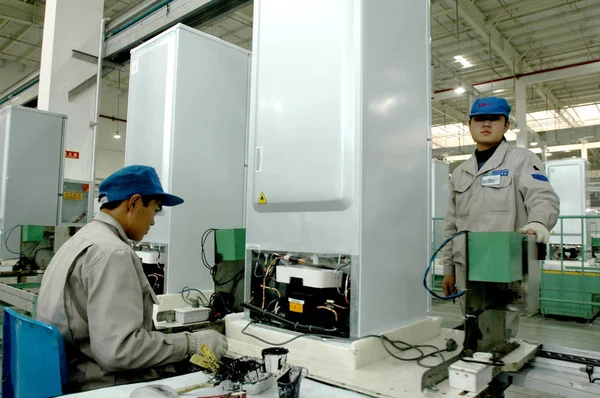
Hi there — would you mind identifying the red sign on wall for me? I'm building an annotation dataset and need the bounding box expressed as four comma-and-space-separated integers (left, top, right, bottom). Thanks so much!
65, 151, 80, 159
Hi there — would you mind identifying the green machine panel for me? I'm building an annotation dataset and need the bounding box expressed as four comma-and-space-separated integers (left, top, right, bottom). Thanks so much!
215, 228, 246, 261
468, 232, 523, 283
21, 225, 44, 242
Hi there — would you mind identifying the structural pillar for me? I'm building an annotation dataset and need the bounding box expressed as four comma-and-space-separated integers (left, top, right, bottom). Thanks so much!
467, 92, 475, 111
515, 80, 527, 148
581, 141, 588, 161
38, 0, 104, 182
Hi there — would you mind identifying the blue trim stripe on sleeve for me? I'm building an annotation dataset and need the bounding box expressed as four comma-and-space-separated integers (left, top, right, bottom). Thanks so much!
532, 173, 549, 182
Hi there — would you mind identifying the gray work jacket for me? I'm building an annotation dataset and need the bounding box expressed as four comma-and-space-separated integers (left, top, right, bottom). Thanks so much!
442, 141, 559, 283
37, 212, 188, 392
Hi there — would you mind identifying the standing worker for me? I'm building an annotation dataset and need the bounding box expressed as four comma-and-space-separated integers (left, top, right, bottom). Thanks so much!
38, 165, 228, 392
441, 97, 560, 336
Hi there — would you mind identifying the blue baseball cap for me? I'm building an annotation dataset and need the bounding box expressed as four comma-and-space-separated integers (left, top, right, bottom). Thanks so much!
469, 97, 511, 119
99, 165, 184, 207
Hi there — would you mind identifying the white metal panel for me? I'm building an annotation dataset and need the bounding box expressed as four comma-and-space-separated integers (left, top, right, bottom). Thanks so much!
546, 158, 590, 246
357, 0, 431, 336
126, 31, 177, 245
0, 111, 6, 231
250, 0, 355, 212
246, 0, 431, 337
166, 26, 249, 293
126, 25, 249, 292
245, 0, 360, 255
432, 159, 450, 249
0, 106, 65, 260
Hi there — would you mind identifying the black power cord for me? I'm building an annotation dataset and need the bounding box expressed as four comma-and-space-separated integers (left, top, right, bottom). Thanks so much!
241, 301, 456, 369
201, 228, 217, 272
586, 365, 600, 384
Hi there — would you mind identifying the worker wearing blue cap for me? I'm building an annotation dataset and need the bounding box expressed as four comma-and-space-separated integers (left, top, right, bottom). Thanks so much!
37, 165, 227, 392
440, 97, 559, 336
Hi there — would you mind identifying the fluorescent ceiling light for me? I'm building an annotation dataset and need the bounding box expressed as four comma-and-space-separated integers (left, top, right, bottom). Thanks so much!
444, 141, 600, 162
454, 87, 466, 94
453, 55, 472, 68
530, 142, 538, 146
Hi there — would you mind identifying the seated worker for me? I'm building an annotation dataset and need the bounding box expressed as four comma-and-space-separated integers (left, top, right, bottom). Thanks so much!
37, 165, 227, 392
441, 97, 559, 336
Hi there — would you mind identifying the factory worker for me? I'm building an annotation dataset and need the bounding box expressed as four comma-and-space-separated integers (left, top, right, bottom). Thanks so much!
441, 97, 559, 334
38, 165, 227, 392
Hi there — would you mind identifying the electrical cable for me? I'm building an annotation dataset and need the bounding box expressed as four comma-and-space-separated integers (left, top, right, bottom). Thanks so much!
229, 270, 245, 297
201, 228, 217, 271
586, 365, 600, 384
417, 348, 449, 369
214, 269, 245, 286
242, 321, 308, 346
3, 225, 23, 255
423, 230, 469, 300
262, 256, 281, 308
460, 358, 505, 367
241, 302, 449, 369
180, 286, 209, 306
242, 302, 337, 334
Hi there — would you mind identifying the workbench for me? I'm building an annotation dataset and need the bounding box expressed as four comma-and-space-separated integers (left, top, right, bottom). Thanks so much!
65, 370, 368, 397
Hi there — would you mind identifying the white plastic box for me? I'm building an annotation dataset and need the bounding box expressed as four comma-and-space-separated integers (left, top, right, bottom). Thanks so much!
174, 306, 210, 324
448, 361, 493, 393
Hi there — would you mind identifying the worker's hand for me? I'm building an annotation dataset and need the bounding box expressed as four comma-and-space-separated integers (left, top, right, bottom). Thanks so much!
441, 275, 456, 296
187, 330, 228, 359
519, 222, 550, 244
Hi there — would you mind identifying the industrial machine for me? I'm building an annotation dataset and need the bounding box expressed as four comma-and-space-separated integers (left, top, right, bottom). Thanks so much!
426, 232, 541, 354
125, 24, 250, 293
240, 0, 431, 339
0, 105, 68, 261
424, 231, 541, 394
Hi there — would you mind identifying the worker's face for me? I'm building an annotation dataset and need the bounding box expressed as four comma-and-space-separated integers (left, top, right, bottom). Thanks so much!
126, 195, 162, 241
469, 115, 510, 150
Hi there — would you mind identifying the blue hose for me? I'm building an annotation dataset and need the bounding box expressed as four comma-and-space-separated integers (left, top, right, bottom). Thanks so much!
0, 78, 39, 106
423, 230, 469, 300
106, 0, 174, 38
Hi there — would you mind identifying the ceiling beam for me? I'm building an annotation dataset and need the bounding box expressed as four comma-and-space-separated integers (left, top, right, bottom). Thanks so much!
13, 43, 39, 65
431, 52, 480, 97
0, 0, 44, 27
0, 25, 32, 55
443, 0, 574, 128
433, 104, 467, 125
0, 51, 37, 66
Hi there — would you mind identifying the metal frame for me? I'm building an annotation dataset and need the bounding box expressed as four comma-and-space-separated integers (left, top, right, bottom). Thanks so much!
0, 282, 38, 317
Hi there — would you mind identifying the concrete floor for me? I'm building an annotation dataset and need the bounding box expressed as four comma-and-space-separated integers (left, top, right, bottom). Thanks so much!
429, 300, 600, 397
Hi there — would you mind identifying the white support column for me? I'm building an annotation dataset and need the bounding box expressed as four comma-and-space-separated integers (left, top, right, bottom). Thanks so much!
515, 80, 527, 148
541, 144, 548, 163
467, 92, 475, 112
581, 141, 588, 161
38, 0, 104, 182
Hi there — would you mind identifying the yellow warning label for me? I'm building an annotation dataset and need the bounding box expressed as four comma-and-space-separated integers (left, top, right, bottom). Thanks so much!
258, 192, 267, 204
289, 298, 304, 313
64, 192, 83, 201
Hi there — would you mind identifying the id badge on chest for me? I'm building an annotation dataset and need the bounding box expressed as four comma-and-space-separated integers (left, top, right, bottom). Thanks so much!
481, 175, 501, 186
